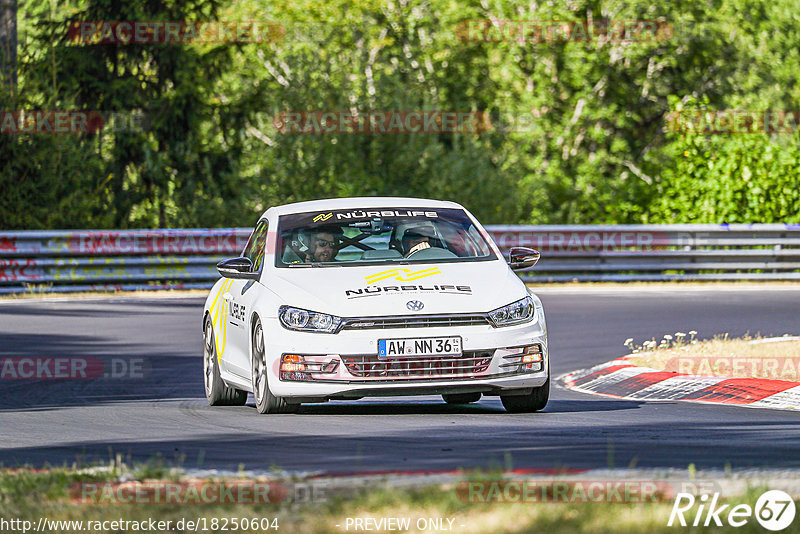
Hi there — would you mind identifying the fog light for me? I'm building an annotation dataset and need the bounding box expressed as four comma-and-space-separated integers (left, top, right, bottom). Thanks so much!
280, 354, 310, 381
280, 354, 306, 372
500, 344, 545, 373
523, 345, 543, 371
522, 353, 542, 364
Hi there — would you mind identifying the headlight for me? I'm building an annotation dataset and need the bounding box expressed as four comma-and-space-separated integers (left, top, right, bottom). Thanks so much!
488, 296, 535, 327
279, 306, 343, 333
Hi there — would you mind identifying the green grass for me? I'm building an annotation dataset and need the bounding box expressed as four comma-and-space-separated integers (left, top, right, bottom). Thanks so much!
0, 466, 788, 533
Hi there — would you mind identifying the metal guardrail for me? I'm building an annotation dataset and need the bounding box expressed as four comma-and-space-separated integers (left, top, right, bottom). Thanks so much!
491, 224, 800, 282
0, 229, 250, 294
1, 224, 799, 293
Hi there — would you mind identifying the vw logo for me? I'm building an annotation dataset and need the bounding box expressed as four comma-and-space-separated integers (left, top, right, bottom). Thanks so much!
406, 300, 424, 311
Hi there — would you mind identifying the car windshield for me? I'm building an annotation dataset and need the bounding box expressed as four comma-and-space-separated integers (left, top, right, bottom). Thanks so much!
276, 207, 496, 267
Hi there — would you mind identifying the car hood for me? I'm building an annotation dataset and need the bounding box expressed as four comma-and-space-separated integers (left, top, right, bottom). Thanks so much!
262, 260, 528, 317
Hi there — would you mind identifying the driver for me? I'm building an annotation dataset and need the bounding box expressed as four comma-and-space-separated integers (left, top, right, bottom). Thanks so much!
304, 227, 340, 262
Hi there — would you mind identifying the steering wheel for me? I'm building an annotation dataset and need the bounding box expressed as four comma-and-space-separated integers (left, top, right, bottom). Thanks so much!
403, 242, 431, 258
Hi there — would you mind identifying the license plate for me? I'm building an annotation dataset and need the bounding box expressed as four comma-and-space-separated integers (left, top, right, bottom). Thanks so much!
378, 336, 462, 358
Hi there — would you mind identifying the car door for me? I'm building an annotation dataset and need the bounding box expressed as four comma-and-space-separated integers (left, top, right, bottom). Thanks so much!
223, 219, 269, 379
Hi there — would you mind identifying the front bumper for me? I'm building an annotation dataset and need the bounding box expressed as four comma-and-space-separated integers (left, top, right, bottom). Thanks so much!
262, 317, 548, 399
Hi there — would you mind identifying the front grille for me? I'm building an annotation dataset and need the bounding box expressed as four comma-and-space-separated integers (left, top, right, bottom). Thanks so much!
342, 350, 493, 379
340, 314, 491, 330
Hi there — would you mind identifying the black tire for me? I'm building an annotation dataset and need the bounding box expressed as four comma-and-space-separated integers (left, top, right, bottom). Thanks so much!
442, 392, 482, 404
251, 318, 298, 414
203, 317, 247, 406
500, 377, 550, 413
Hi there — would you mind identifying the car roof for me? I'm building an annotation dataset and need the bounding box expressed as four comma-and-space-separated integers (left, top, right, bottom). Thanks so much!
261, 197, 465, 219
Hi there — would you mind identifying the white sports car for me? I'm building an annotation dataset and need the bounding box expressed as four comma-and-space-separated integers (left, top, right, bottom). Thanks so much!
203, 197, 549, 413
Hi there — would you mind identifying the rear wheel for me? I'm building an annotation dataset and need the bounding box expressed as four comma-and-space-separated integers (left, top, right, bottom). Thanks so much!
500, 377, 549, 413
442, 392, 481, 404
203, 318, 247, 406
251, 319, 298, 414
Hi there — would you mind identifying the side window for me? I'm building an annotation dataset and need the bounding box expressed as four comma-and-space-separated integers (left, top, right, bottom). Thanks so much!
243, 220, 269, 272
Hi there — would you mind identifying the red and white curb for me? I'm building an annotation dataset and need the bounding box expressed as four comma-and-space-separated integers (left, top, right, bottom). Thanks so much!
561, 356, 800, 411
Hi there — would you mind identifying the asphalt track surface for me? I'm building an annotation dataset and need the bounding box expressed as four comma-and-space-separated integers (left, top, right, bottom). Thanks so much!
1, 287, 800, 474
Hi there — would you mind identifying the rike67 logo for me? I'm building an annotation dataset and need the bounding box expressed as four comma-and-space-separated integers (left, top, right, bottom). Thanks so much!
669, 490, 796, 531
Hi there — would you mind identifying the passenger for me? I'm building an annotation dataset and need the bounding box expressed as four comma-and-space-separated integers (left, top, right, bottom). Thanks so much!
401, 227, 434, 257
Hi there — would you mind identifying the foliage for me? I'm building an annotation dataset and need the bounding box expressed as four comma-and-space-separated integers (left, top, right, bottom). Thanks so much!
1, 0, 798, 229
649, 99, 800, 222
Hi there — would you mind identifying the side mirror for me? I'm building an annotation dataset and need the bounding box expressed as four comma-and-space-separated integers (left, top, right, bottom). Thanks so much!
508, 247, 540, 271
217, 257, 260, 280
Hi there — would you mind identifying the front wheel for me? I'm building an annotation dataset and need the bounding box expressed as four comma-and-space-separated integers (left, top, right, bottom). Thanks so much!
251, 319, 298, 414
203, 318, 247, 406
500, 377, 549, 413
